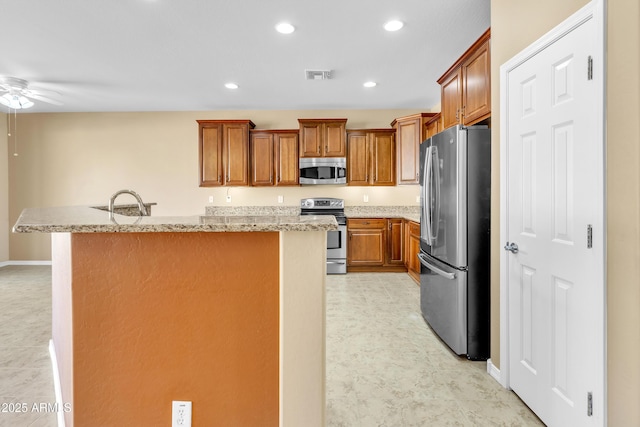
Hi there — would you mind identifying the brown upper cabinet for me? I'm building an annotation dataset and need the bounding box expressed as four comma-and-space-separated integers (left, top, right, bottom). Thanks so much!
198, 120, 255, 187
424, 113, 442, 139
347, 129, 396, 186
250, 130, 299, 186
391, 113, 439, 185
298, 119, 347, 158
438, 29, 491, 128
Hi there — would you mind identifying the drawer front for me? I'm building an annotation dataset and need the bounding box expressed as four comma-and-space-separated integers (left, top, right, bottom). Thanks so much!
347, 218, 386, 229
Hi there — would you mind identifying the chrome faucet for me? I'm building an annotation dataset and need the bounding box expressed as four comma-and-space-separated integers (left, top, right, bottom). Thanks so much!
109, 189, 148, 216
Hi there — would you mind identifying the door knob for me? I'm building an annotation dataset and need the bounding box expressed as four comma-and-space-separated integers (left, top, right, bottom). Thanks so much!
504, 242, 519, 254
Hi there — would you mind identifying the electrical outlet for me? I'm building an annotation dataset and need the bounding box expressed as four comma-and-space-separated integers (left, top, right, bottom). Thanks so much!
416, 196, 420, 203
363, 195, 369, 203
172, 401, 192, 427
277, 195, 284, 204
208, 196, 214, 203
226, 195, 231, 203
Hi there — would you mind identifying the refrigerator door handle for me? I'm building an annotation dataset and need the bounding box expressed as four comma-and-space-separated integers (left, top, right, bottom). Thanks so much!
418, 252, 457, 280
423, 146, 434, 245
432, 146, 441, 241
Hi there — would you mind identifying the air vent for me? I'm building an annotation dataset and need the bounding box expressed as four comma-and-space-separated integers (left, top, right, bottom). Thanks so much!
305, 69, 333, 80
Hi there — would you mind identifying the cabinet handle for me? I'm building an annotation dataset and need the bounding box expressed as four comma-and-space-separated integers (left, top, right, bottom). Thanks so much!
455, 109, 459, 120
277, 175, 280, 183
416, 172, 419, 180
218, 174, 221, 182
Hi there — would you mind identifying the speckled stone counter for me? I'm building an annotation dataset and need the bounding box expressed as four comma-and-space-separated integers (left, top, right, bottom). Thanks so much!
204, 205, 421, 223
13, 205, 337, 233
344, 205, 420, 223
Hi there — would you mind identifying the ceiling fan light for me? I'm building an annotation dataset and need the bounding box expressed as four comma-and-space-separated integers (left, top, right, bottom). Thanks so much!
19, 96, 34, 109
0, 94, 12, 108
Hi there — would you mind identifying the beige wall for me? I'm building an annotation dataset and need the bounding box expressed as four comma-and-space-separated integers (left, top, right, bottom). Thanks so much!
491, 0, 640, 425
8, 109, 422, 260
1, 113, 8, 262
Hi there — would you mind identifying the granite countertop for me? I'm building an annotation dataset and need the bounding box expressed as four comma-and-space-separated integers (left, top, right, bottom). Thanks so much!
13, 206, 337, 233
205, 205, 420, 223
343, 206, 420, 223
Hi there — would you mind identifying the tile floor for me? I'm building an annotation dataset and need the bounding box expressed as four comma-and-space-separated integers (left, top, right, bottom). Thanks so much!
325, 272, 544, 426
0, 266, 544, 426
0, 265, 57, 427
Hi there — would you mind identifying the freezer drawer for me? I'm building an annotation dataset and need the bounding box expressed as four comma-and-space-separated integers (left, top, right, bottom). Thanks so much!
419, 252, 467, 356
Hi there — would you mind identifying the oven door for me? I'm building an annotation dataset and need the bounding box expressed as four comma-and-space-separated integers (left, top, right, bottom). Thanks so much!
327, 223, 347, 274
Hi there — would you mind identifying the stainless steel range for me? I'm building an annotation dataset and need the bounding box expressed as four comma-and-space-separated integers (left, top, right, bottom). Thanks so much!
300, 198, 347, 274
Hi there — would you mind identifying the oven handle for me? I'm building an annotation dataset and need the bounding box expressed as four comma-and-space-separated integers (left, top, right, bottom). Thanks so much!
327, 261, 346, 265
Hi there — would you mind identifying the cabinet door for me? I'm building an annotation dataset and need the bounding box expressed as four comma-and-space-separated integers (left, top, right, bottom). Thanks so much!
199, 123, 224, 186
275, 133, 299, 186
347, 219, 386, 266
396, 118, 421, 185
371, 132, 395, 186
386, 219, 404, 265
250, 133, 274, 186
407, 221, 421, 283
425, 114, 441, 139
223, 123, 250, 186
462, 39, 491, 125
299, 123, 322, 157
324, 121, 346, 157
347, 132, 369, 185
441, 67, 462, 130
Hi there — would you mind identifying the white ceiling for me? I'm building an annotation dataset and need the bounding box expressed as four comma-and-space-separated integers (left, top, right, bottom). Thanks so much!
0, 0, 490, 113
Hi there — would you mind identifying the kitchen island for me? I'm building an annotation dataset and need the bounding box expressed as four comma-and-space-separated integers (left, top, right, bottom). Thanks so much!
13, 206, 336, 427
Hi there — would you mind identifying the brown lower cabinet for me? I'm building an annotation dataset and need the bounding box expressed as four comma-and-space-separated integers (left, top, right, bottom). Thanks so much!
405, 220, 421, 284
347, 218, 406, 272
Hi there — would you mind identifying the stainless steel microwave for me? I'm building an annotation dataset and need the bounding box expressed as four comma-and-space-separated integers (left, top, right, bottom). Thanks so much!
299, 157, 347, 185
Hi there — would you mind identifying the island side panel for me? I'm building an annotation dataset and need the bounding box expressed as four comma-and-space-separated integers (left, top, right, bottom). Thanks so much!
280, 231, 326, 427
51, 233, 74, 427
68, 232, 279, 426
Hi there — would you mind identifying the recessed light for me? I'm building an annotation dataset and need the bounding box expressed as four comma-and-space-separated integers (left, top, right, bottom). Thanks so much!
225, 83, 239, 89
275, 22, 295, 34
384, 20, 404, 32
363, 81, 377, 88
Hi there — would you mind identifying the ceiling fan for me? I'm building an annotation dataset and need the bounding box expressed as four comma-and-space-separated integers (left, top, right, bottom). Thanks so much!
0, 76, 63, 109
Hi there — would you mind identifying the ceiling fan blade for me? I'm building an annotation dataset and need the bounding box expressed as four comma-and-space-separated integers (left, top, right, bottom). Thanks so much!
27, 93, 64, 106
25, 87, 61, 97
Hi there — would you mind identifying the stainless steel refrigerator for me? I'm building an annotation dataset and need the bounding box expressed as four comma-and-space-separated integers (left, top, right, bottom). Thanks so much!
418, 125, 491, 360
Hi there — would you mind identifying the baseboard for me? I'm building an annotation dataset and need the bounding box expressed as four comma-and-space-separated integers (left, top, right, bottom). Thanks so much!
0, 260, 52, 267
487, 358, 508, 388
49, 340, 66, 427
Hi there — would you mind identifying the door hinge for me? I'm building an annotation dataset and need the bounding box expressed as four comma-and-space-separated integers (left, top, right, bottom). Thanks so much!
587, 224, 593, 248
587, 392, 593, 416
587, 56, 593, 80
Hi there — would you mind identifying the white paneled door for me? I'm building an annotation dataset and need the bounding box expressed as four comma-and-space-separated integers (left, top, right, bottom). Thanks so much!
501, 2, 604, 426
